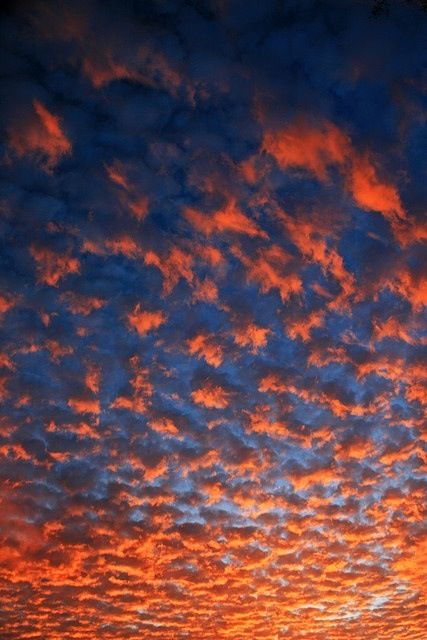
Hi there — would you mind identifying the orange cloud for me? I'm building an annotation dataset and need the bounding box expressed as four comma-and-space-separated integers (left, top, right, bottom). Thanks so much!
0, 294, 16, 315
82, 234, 143, 258
45, 339, 73, 362
83, 57, 138, 87
184, 199, 267, 238
405, 382, 427, 406
335, 436, 375, 461
232, 244, 302, 303
82, 43, 190, 101
239, 155, 268, 185
0, 353, 15, 370
191, 383, 230, 408
128, 356, 153, 396
393, 536, 427, 598
106, 162, 150, 222
110, 357, 152, 414
246, 406, 288, 437
349, 154, 407, 237
30, 246, 80, 286
149, 417, 179, 436
276, 209, 356, 309
128, 195, 150, 222
68, 398, 101, 414
258, 373, 288, 394
263, 122, 419, 246
9, 100, 71, 171
110, 395, 147, 412
105, 235, 142, 258
196, 245, 225, 268
145, 246, 193, 294
308, 345, 349, 368
127, 304, 166, 336
263, 119, 350, 180
0, 376, 10, 402
192, 277, 219, 304
232, 323, 271, 352
85, 364, 101, 394
385, 267, 427, 312
290, 466, 339, 491
106, 162, 131, 190
286, 310, 325, 342
188, 334, 224, 367
61, 292, 105, 315
372, 316, 418, 345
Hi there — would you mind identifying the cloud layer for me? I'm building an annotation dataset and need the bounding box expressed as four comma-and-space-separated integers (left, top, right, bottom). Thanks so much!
0, 1, 426, 639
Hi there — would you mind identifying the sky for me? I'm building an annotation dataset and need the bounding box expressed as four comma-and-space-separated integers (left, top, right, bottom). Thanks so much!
0, 1, 426, 639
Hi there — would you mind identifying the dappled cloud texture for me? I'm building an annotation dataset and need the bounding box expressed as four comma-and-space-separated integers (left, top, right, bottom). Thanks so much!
0, 1, 426, 639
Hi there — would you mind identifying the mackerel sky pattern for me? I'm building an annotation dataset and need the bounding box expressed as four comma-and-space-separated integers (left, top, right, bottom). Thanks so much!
0, 1, 426, 639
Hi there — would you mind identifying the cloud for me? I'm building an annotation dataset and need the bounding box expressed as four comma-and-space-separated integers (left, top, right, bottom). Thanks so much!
187, 333, 224, 367
232, 322, 271, 353
127, 304, 167, 336
0, 0, 426, 638
232, 244, 303, 303
30, 245, 80, 287
184, 198, 268, 238
8, 100, 71, 171
263, 119, 350, 180
191, 381, 231, 409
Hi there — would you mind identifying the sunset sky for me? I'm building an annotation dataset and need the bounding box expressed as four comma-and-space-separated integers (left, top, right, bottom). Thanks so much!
0, 1, 426, 639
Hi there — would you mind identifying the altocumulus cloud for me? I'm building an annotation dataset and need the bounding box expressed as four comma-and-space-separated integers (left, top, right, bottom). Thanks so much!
0, 1, 426, 639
